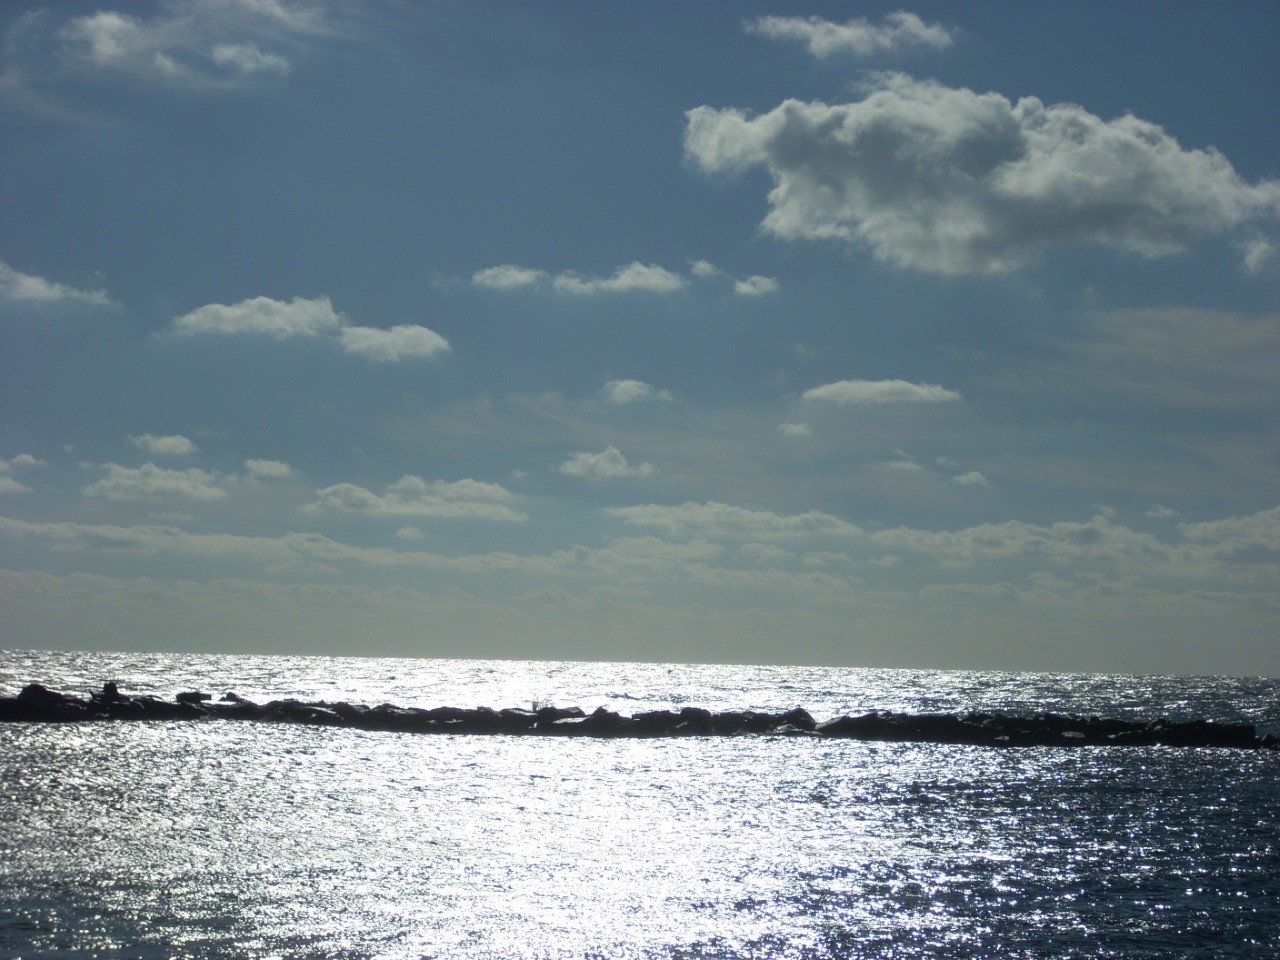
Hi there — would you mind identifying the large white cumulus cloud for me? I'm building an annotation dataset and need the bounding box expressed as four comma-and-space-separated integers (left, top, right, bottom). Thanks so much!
685, 74, 1280, 274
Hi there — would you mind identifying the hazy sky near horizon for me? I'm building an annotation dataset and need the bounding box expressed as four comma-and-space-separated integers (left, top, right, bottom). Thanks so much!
2, 1, 1278, 675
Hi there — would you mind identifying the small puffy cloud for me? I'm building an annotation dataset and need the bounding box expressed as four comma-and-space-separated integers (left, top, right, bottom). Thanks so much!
83, 463, 228, 502
606, 500, 861, 538
689, 259, 722, 278
685, 74, 1280, 275
558, 446, 654, 480
2, 453, 48, 470
1240, 235, 1277, 274
884, 457, 923, 472
471, 264, 548, 289
778, 422, 813, 438
305, 475, 527, 522
602, 379, 673, 404
129, 433, 197, 457
338, 325, 450, 362
169, 295, 450, 364
0, 476, 32, 495
802, 379, 962, 404
394, 525, 426, 541
746, 12, 955, 58
0, 259, 111, 306
733, 275, 779, 297
171, 295, 344, 339
1147, 504, 1179, 519
244, 458, 295, 481
553, 262, 687, 296
951, 471, 991, 489
473, 262, 687, 296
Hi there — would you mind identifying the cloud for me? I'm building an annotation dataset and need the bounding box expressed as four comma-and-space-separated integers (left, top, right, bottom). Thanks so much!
558, 447, 654, 480
601, 379, 673, 404
168, 294, 450, 363
472, 261, 687, 296
0, 476, 32, 495
872, 514, 1170, 567
1240, 236, 1277, 274
1179, 505, 1280, 555
1057, 308, 1280, 409
171, 294, 345, 339
1, 453, 48, 470
1147, 504, 1179, 519
471, 265, 548, 290
802, 379, 962, 404
394, 525, 425, 541
305, 475, 527, 522
553, 262, 687, 296
244, 458, 295, 480
83, 463, 229, 502
55, 0, 325, 91
210, 41, 288, 76
777, 422, 813, 438
129, 433, 198, 457
689, 259, 722, 278
685, 74, 1280, 274
951, 471, 991, 489
606, 500, 861, 538
337, 324, 450, 362
745, 12, 955, 58
733, 274, 779, 297
0, 258, 111, 305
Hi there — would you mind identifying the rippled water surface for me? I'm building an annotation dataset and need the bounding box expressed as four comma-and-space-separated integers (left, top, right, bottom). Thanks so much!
2, 650, 1278, 958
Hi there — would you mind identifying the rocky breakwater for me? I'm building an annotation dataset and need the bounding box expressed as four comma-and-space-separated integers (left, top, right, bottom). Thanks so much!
2, 683, 1277, 749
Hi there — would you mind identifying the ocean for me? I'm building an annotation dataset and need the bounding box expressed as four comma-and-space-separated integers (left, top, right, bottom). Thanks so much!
1, 650, 1277, 959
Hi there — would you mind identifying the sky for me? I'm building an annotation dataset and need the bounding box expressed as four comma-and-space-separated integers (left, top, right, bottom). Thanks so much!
1, 1, 1278, 675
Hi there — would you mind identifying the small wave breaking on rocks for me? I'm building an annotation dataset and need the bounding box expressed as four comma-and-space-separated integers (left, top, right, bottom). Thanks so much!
3, 682, 1277, 749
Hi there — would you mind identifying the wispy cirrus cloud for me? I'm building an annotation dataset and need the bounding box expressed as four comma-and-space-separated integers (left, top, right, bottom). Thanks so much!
56, 0, 327, 90
745, 12, 956, 59
686, 74, 1280, 275
1053, 308, 1280, 410
168, 295, 449, 362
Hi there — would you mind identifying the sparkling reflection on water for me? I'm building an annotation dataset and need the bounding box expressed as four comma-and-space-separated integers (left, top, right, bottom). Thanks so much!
3, 718, 1278, 959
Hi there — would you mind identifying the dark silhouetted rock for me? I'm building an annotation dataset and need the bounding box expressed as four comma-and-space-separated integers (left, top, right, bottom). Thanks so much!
1, 683, 1275, 749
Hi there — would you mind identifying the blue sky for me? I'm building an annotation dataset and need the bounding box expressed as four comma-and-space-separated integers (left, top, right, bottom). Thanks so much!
2, 1, 1278, 674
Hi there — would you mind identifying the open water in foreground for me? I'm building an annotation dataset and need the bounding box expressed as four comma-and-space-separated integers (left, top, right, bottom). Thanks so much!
1, 650, 1278, 959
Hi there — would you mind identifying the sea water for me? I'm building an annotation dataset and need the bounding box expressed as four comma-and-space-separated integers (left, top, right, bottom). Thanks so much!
1, 650, 1277, 959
